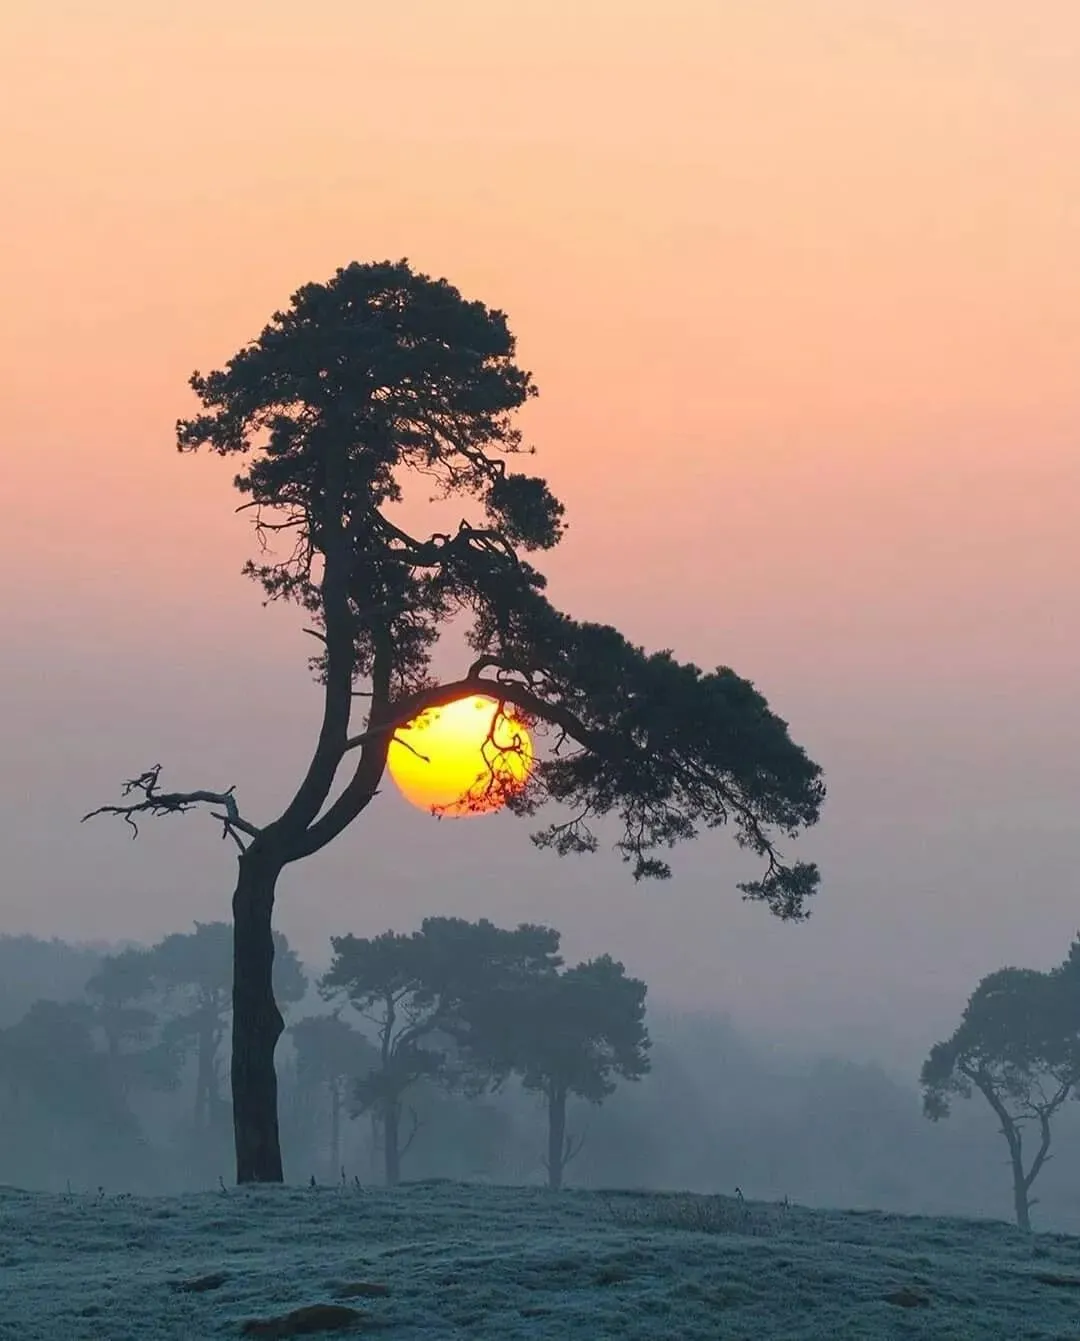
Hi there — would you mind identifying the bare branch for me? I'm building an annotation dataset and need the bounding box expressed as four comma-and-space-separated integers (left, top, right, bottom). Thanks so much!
82, 765, 260, 845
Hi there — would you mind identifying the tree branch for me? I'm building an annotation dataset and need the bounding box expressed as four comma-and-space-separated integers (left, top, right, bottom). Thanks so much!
82, 765, 260, 848
563, 1125, 588, 1168
1025, 1085, 1070, 1191
341, 674, 605, 757
284, 623, 397, 862
272, 454, 358, 836
398, 1106, 422, 1159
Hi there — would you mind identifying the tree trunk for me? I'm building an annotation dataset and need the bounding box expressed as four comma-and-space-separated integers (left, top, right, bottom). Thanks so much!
231, 848, 286, 1184
1011, 1152, 1032, 1232
547, 1086, 567, 1191
383, 1100, 401, 1187
329, 1078, 341, 1182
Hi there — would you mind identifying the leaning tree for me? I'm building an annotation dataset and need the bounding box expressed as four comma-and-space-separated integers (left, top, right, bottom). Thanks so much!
84, 259, 825, 1183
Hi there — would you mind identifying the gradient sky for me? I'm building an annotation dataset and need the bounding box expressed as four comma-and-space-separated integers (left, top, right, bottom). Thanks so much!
2, 1, 1078, 1075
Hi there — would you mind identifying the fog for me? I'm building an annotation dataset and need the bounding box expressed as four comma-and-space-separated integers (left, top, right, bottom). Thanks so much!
4, 930, 1079, 1236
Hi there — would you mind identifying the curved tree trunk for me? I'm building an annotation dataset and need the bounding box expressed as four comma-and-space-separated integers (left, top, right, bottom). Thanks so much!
231, 847, 285, 1184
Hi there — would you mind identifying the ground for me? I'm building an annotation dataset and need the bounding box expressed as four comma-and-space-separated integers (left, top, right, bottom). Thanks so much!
1, 1180, 1077, 1338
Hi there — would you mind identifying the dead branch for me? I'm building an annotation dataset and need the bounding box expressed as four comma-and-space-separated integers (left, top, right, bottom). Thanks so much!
82, 764, 260, 849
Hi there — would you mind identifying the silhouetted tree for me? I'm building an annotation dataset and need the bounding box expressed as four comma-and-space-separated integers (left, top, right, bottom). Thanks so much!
289, 1012, 380, 1180
321, 916, 561, 1185
85, 259, 825, 1183
149, 922, 307, 1132
468, 954, 650, 1189
921, 961, 1080, 1231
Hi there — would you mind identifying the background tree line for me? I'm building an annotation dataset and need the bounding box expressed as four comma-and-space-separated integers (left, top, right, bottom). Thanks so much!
0, 918, 649, 1195
4, 928, 1080, 1233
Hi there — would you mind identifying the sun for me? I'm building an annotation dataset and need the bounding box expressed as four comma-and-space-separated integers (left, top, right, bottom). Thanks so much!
386, 695, 534, 818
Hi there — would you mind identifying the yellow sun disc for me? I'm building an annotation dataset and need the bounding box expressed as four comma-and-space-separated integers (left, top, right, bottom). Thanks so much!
386, 695, 534, 818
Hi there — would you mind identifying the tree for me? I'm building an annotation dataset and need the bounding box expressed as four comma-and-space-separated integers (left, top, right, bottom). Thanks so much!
467, 954, 650, 1189
84, 259, 826, 1183
321, 916, 561, 1185
0, 935, 111, 1029
288, 1012, 380, 1181
84, 948, 181, 1097
0, 999, 144, 1185
921, 961, 1080, 1231
148, 922, 307, 1132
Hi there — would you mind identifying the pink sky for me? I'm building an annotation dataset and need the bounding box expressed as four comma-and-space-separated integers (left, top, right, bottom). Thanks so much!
2, 1, 1078, 1071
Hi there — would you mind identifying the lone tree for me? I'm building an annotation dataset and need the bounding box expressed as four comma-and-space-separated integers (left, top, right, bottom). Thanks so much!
321, 917, 561, 1185
467, 953, 650, 1189
921, 960, 1080, 1232
84, 259, 825, 1184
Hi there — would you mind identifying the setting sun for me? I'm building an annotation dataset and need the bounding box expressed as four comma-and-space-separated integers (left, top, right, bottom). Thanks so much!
386, 695, 534, 818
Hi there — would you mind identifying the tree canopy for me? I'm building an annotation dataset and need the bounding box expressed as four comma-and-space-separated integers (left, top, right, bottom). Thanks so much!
320, 916, 562, 1184
164, 258, 825, 907
463, 952, 650, 1188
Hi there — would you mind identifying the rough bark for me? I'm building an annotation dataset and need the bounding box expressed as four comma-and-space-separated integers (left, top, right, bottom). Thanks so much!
231, 847, 286, 1183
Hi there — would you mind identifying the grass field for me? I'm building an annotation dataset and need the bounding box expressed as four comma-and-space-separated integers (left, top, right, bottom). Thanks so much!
2, 1180, 1078, 1339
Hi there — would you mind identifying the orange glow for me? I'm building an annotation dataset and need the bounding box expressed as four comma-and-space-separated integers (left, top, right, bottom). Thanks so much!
387, 696, 534, 818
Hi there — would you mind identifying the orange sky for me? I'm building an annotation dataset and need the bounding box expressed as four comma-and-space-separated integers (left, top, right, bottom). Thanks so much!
2, 1, 1078, 1070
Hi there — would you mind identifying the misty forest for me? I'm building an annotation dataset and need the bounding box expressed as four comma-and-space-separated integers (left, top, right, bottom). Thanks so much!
5, 259, 1079, 1338
5, 925, 1080, 1235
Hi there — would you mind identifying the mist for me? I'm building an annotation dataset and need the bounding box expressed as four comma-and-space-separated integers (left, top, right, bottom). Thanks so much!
5, 930, 1079, 1236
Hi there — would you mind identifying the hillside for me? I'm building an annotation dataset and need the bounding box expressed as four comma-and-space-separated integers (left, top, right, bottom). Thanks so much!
1, 1181, 1077, 1339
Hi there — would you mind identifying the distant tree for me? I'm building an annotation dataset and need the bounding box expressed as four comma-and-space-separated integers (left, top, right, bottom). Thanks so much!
148, 922, 307, 1132
0, 999, 142, 1179
321, 916, 561, 1185
85, 259, 825, 1183
85, 948, 181, 1096
921, 961, 1080, 1231
468, 955, 650, 1189
0, 935, 116, 1029
289, 1012, 380, 1180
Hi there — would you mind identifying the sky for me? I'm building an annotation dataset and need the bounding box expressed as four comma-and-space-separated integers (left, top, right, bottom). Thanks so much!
1, 0, 1078, 1077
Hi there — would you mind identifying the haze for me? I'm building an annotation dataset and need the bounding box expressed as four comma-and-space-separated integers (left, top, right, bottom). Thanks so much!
2, 0, 1078, 1093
